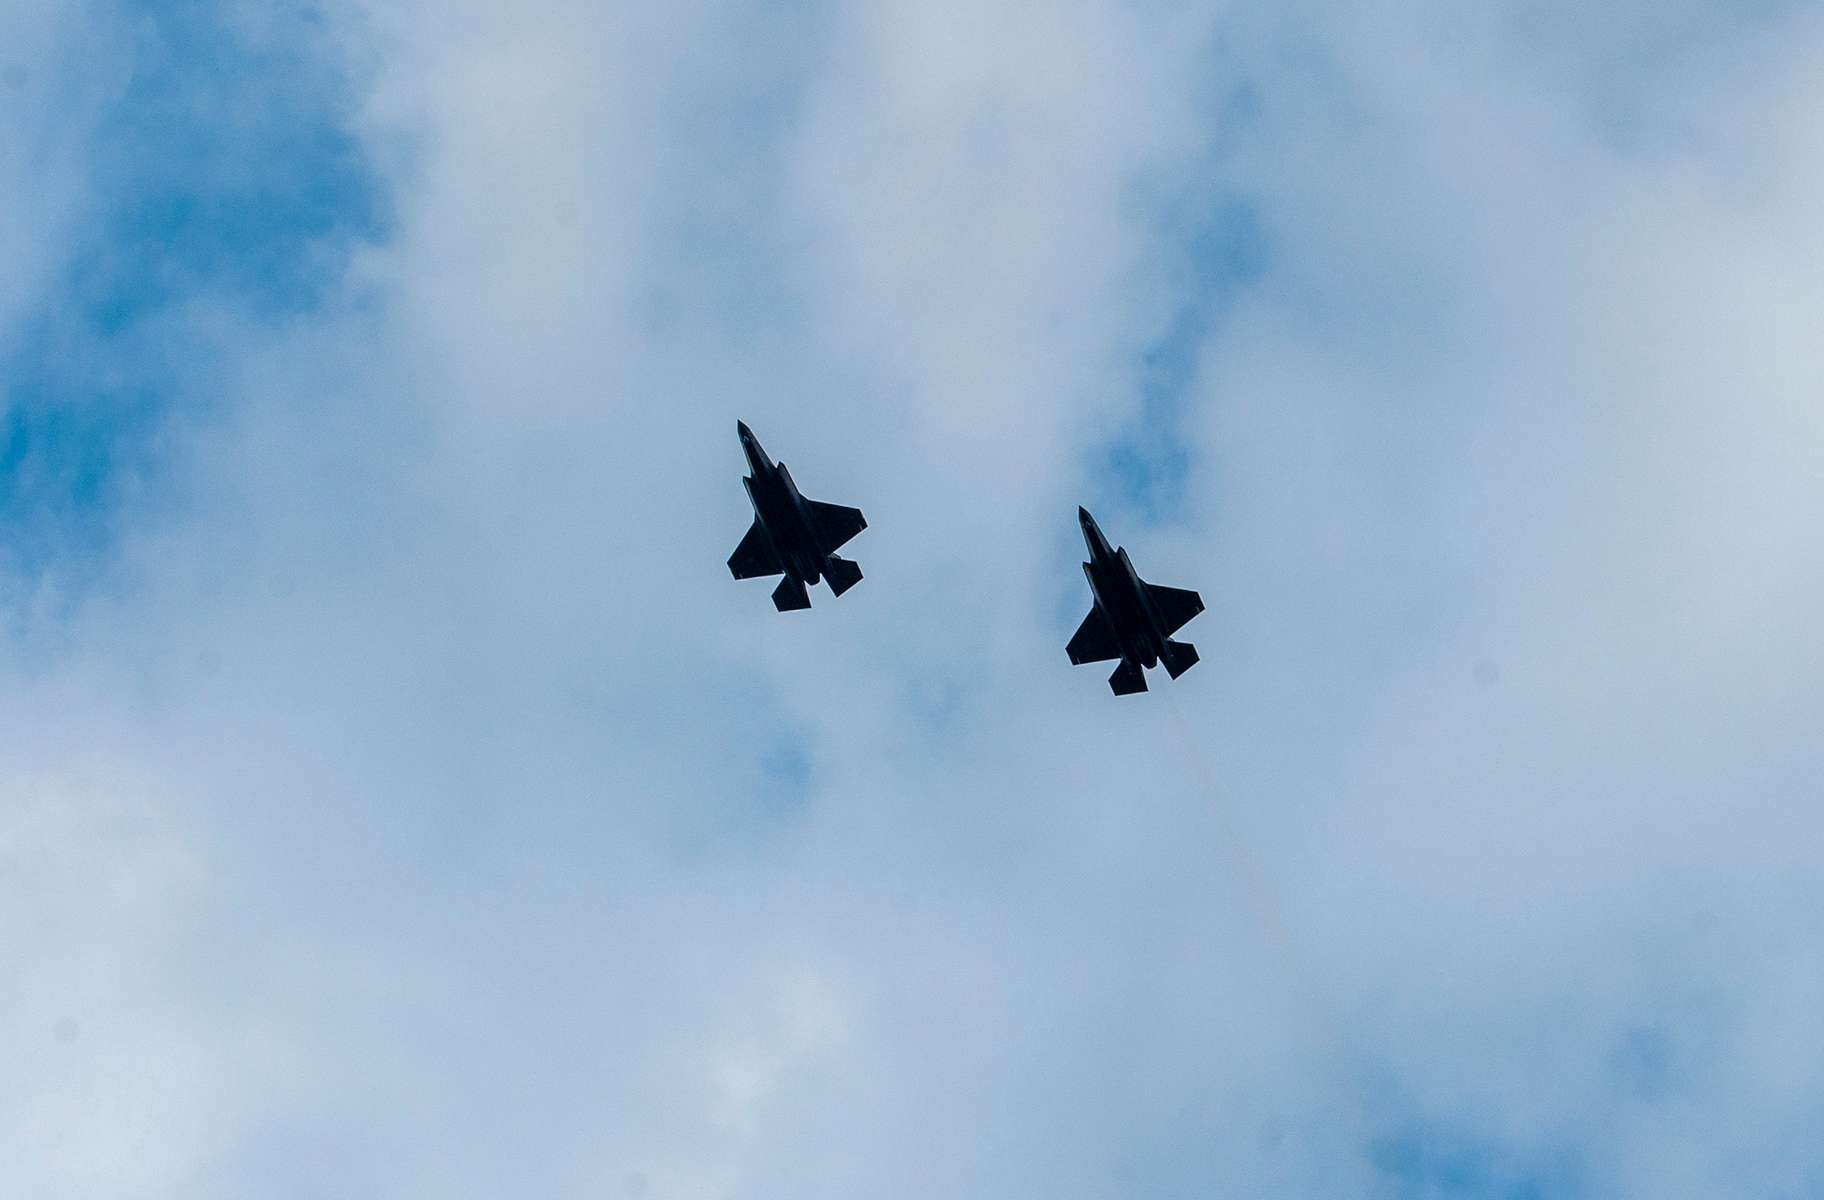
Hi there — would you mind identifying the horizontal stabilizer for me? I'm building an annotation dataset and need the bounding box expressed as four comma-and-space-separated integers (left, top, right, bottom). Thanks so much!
1109, 659, 1147, 696
806, 499, 867, 553
1163, 639, 1199, 680
729, 520, 782, 580
1066, 606, 1121, 665
824, 555, 863, 597
1144, 582, 1204, 636
772, 576, 812, 612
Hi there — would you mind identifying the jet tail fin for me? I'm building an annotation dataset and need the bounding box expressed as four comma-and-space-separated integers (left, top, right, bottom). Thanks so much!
1162, 639, 1200, 680
824, 555, 863, 597
1109, 659, 1148, 696
772, 576, 812, 612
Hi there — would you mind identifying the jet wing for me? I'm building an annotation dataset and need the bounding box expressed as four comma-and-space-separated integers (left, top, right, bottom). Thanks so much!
1144, 582, 1204, 635
1066, 606, 1122, 664
728, 520, 782, 579
805, 500, 867, 553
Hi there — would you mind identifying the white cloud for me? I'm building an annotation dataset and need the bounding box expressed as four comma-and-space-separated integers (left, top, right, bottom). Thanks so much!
0, 3, 122, 352
6, 1, 1824, 1196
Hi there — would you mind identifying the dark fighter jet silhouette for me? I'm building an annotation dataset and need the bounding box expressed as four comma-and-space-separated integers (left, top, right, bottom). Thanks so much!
728, 421, 867, 611
1066, 507, 1204, 695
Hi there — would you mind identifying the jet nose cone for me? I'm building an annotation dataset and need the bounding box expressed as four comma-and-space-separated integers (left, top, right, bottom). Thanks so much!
737, 420, 754, 440
1078, 507, 1109, 554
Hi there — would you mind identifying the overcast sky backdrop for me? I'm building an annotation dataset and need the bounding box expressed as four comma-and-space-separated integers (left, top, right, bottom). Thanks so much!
4, 2, 1823, 1197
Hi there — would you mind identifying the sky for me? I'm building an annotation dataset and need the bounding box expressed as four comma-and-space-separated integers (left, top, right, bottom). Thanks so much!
3, 1, 1823, 1196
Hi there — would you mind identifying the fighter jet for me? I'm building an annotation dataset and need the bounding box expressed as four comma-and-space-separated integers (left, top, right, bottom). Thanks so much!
728, 421, 867, 611
1066, 507, 1204, 695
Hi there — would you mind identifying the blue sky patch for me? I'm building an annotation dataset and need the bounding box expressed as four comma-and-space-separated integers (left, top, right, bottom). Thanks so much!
0, 1, 385, 582
1099, 192, 1268, 527
1368, 1123, 1585, 1200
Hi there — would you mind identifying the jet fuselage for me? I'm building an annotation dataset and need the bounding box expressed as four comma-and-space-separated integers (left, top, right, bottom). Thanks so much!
739, 424, 823, 586
1080, 509, 1169, 669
